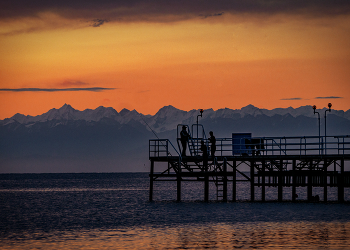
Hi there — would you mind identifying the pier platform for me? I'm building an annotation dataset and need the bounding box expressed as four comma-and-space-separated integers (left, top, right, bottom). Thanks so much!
149, 124, 350, 202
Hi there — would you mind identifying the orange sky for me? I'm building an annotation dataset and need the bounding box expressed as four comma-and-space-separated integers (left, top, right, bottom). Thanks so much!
1, 2, 350, 119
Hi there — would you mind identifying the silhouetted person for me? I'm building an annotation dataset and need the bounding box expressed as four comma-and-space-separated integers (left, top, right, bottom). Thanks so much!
180, 125, 190, 156
209, 131, 216, 157
200, 140, 208, 170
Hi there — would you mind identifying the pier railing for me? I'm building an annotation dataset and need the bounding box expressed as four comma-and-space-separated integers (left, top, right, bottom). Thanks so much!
149, 139, 180, 158
216, 135, 350, 157
150, 135, 350, 158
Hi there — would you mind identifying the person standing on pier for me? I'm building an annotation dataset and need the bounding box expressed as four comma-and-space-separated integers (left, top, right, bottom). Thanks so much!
180, 125, 191, 156
209, 131, 216, 158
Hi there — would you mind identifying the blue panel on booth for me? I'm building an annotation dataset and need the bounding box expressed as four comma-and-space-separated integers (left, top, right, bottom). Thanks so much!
232, 133, 251, 155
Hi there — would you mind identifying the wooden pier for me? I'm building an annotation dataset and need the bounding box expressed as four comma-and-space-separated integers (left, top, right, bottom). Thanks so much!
149, 125, 350, 202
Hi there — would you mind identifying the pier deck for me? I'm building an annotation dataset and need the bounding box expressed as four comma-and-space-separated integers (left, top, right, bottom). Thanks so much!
149, 126, 350, 202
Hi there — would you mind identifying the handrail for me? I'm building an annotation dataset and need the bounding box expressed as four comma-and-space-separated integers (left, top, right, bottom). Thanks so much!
269, 138, 287, 156
150, 132, 350, 158
149, 139, 181, 158
191, 123, 207, 156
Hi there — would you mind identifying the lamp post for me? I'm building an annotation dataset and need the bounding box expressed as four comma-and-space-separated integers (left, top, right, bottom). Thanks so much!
324, 103, 332, 154
313, 105, 321, 155
196, 109, 204, 155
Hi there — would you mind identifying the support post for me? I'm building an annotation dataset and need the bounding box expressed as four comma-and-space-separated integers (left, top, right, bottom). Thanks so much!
204, 168, 209, 202
250, 161, 255, 201
324, 159, 328, 202
232, 160, 236, 202
177, 160, 182, 202
338, 159, 344, 202
262, 160, 265, 202
223, 158, 228, 202
278, 160, 283, 202
292, 159, 296, 202
149, 160, 154, 202
307, 160, 313, 201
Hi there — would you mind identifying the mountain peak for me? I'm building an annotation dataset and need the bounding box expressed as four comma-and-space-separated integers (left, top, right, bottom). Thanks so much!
119, 108, 131, 116
241, 104, 258, 111
155, 105, 183, 117
95, 106, 105, 111
240, 104, 262, 117
157, 105, 179, 112
59, 103, 75, 112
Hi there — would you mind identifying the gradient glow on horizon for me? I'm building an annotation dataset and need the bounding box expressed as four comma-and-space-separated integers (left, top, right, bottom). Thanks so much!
1, 1, 350, 119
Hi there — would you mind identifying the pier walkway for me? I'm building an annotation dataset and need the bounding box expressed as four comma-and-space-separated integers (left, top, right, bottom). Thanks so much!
149, 124, 350, 202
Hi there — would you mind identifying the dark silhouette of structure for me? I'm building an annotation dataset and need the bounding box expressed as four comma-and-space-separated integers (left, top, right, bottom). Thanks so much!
149, 122, 350, 203
245, 138, 264, 156
209, 131, 216, 157
200, 140, 209, 201
200, 140, 208, 167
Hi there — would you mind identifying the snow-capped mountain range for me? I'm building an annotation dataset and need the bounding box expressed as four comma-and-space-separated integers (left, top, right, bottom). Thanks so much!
1, 104, 349, 173
2, 104, 350, 133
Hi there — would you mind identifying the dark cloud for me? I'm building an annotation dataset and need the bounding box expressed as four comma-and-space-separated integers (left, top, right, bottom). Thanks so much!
199, 12, 224, 19
315, 96, 343, 99
281, 96, 344, 101
91, 19, 108, 27
281, 97, 303, 100
1, 0, 349, 23
0, 87, 116, 92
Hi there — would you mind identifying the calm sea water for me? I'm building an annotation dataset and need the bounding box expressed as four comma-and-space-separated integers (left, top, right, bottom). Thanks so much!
1, 173, 350, 249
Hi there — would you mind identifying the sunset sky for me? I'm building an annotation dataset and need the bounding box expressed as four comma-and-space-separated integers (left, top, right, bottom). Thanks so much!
1, 1, 350, 119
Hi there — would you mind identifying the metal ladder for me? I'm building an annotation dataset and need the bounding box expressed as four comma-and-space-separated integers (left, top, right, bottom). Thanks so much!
215, 175, 224, 200
210, 158, 226, 201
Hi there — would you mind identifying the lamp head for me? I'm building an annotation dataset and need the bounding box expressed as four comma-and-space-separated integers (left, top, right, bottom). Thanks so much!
313, 105, 316, 110
328, 103, 332, 109
200, 109, 204, 114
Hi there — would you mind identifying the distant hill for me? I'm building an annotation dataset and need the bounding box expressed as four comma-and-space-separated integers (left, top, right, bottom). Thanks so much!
1, 104, 350, 173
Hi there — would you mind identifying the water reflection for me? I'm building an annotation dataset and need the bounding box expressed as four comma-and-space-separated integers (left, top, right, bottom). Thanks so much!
2, 222, 350, 249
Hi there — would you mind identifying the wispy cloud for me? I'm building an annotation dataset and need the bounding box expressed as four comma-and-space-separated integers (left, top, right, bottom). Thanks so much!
315, 96, 343, 99
0, 87, 116, 92
91, 19, 108, 27
2, 1, 350, 35
199, 12, 224, 19
1, 1, 349, 24
281, 97, 303, 100
281, 96, 343, 101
